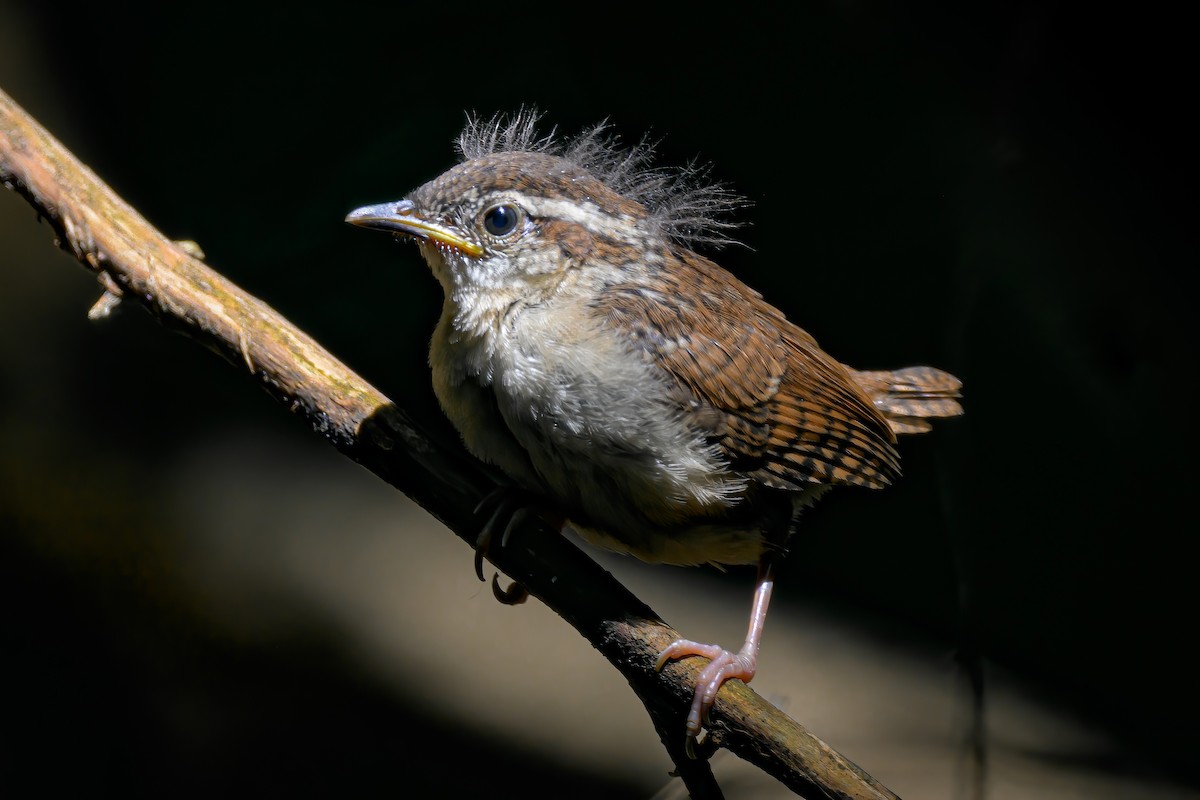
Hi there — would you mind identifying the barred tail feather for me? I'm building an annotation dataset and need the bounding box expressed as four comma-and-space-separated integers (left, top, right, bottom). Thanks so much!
849, 366, 964, 435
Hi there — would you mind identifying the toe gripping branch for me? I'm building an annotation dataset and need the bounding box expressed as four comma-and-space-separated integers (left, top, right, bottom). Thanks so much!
656, 559, 777, 758
472, 486, 565, 606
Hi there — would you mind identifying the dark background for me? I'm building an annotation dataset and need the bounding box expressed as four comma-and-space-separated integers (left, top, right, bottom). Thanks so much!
2, 3, 1195, 797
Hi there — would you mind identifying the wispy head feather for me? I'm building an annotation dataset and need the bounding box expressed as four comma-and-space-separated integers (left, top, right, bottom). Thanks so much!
456, 109, 746, 248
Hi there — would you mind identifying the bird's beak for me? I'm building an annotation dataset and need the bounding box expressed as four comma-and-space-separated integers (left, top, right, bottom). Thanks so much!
345, 200, 484, 258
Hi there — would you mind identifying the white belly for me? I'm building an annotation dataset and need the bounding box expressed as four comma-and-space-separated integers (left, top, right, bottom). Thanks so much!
429, 297, 759, 564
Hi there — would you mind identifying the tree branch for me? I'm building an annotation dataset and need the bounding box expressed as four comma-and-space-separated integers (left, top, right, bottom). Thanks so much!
1, 85, 899, 800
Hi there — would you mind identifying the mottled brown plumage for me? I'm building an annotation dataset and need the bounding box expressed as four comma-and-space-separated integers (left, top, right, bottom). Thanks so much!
598, 246, 904, 494
346, 111, 963, 751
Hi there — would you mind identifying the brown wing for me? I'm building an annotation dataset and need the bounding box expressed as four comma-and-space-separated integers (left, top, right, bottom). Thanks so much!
595, 247, 901, 491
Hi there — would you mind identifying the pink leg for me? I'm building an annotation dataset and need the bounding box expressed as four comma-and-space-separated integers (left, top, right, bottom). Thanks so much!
656, 561, 776, 749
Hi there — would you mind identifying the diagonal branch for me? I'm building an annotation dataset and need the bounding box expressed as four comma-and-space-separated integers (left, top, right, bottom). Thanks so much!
1, 85, 899, 800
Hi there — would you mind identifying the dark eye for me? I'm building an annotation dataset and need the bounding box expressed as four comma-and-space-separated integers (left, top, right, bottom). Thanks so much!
482, 204, 522, 237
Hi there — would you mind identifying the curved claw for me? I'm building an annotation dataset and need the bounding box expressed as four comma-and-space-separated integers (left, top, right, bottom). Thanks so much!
471, 487, 565, 585
474, 547, 487, 583
501, 507, 534, 549
491, 573, 529, 605
470, 487, 565, 608
684, 731, 716, 760
475, 491, 521, 581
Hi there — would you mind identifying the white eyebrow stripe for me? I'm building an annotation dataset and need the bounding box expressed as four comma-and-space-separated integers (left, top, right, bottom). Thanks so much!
512, 194, 646, 246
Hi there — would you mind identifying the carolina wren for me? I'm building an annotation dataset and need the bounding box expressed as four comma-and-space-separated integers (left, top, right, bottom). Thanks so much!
347, 112, 962, 749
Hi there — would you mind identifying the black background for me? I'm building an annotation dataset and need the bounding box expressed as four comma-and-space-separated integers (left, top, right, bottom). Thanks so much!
2, 3, 1195, 796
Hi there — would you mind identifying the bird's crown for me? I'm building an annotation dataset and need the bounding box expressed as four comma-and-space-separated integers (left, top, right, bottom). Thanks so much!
429, 109, 745, 249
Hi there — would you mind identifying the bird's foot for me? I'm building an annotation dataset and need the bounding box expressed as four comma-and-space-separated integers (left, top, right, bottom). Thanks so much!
472, 486, 563, 605
656, 638, 758, 757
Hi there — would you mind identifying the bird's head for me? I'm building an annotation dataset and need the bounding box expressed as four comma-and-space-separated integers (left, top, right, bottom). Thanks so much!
346, 110, 743, 303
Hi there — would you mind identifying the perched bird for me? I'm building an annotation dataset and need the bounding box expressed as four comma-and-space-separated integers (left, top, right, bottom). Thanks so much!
346, 111, 962, 749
